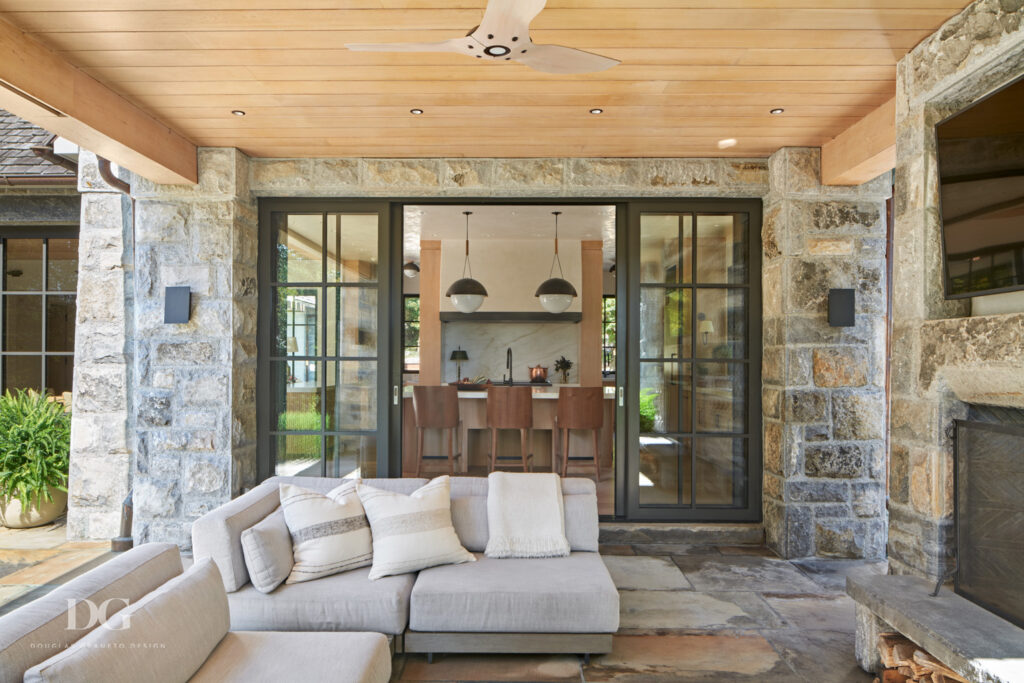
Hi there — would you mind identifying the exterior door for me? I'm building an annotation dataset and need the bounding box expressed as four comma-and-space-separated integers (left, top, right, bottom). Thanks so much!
258, 200, 395, 480
625, 200, 761, 521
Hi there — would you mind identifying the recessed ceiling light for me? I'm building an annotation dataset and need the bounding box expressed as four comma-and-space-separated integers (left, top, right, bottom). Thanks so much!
717, 138, 738, 149
769, 108, 785, 115
231, 110, 246, 116
589, 108, 604, 115
410, 108, 424, 115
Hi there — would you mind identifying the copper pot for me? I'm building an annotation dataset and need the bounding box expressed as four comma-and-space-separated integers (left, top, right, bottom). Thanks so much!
528, 365, 548, 382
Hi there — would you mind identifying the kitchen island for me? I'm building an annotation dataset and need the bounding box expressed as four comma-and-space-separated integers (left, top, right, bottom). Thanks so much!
401, 385, 615, 475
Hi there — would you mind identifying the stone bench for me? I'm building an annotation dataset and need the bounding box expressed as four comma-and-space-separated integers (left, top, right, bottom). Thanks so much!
847, 573, 1024, 683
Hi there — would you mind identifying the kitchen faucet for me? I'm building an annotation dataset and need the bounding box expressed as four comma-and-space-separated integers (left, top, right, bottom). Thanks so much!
506, 347, 513, 385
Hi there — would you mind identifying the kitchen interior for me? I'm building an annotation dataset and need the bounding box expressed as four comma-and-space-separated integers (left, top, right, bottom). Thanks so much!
400, 204, 618, 514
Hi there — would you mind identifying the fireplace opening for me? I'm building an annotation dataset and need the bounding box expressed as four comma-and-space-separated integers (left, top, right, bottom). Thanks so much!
954, 404, 1024, 629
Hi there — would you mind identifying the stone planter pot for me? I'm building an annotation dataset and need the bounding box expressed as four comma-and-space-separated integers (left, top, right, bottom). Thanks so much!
0, 487, 67, 529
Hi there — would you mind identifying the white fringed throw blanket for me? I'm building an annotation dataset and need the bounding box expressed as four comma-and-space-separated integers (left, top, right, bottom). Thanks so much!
484, 472, 570, 558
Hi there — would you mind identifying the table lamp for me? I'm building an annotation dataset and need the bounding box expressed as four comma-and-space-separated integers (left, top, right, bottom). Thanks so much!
450, 347, 469, 381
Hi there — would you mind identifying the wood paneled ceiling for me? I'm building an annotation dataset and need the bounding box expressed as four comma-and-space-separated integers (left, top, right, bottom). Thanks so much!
0, 1, 973, 159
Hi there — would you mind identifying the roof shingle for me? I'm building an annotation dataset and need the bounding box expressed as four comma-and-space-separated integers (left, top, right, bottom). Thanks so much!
0, 109, 76, 178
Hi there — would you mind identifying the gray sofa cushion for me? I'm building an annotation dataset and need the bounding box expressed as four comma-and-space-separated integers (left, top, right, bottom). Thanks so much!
410, 552, 619, 633
240, 507, 292, 593
0, 542, 182, 683
25, 559, 228, 683
190, 631, 391, 683
193, 477, 427, 592
449, 477, 599, 552
227, 565, 415, 635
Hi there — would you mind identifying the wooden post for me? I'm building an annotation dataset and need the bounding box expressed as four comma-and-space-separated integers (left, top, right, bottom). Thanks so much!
579, 240, 604, 387
419, 240, 442, 385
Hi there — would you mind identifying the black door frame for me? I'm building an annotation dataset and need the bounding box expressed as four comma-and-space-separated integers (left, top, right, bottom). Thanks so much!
257, 196, 761, 522
625, 199, 763, 522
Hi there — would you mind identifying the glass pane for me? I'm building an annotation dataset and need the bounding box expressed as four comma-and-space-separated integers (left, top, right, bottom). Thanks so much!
327, 213, 378, 283
696, 289, 746, 359
46, 295, 76, 352
4, 239, 43, 291
275, 434, 321, 477
44, 356, 73, 396
639, 436, 691, 506
328, 287, 377, 357
639, 362, 691, 434
640, 287, 691, 359
327, 435, 377, 479
695, 438, 748, 506
274, 287, 321, 357
274, 213, 322, 283
695, 362, 746, 433
3, 355, 41, 392
640, 214, 691, 283
4, 296, 42, 351
47, 238, 79, 291
696, 214, 747, 284
325, 361, 377, 431
272, 360, 322, 431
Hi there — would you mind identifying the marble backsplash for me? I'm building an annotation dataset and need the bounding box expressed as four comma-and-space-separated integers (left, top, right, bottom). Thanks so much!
441, 321, 581, 384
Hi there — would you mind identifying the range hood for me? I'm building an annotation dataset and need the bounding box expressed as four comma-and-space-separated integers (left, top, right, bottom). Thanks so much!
440, 311, 581, 323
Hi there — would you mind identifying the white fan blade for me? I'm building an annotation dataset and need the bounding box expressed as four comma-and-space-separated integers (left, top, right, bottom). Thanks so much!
478, 0, 546, 41
516, 43, 620, 74
346, 38, 466, 54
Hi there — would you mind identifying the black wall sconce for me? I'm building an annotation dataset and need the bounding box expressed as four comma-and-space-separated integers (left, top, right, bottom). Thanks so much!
164, 286, 191, 324
828, 288, 855, 327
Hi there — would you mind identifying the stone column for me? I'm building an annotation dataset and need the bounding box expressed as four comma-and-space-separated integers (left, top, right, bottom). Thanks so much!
762, 147, 890, 559
67, 152, 134, 540
128, 148, 257, 547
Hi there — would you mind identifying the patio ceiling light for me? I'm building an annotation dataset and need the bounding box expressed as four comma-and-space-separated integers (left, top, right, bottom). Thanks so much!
769, 108, 785, 115
410, 108, 424, 115
231, 110, 246, 116
589, 108, 604, 115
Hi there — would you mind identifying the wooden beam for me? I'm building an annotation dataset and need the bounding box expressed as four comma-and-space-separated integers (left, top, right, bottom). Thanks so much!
0, 16, 196, 185
419, 240, 442, 386
821, 96, 895, 186
579, 240, 604, 388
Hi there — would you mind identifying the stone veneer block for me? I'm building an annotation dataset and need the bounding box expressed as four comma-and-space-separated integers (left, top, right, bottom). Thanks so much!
848, 573, 1024, 683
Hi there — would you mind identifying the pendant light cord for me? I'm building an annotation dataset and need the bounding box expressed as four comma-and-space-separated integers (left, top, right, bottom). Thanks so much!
549, 211, 565, 279
462, 210, 473, 279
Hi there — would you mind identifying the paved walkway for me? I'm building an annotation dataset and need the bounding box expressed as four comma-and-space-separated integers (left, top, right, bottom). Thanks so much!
0, 516, 111, 616
391, 543, 886, 682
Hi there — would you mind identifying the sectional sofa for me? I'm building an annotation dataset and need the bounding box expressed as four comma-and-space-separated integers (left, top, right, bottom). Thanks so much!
192, 475, 620, 657
0, 542, 391, 683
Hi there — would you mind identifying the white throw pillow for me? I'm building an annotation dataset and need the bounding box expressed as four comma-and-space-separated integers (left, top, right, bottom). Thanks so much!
279, 482, 372, 584
357, 475, 475, 580
240, 507, 293, 593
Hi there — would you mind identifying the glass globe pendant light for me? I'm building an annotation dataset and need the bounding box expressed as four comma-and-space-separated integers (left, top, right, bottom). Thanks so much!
535, 211, 578, 314
445, 210, 488, 313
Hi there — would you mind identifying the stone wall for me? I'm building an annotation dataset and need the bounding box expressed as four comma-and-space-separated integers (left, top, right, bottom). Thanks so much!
762, 148, 891, 559
67, 153, 133, 540
889, 0, 1024, 578
127, 149, 258, 546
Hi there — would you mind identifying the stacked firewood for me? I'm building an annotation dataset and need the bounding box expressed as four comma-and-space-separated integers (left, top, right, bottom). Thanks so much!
874, 634, 971, 683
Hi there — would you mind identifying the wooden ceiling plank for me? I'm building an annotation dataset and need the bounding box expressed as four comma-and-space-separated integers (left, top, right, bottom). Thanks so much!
0, 15, 196, 184
5, 8, 964, 33
821, 96, 895, 185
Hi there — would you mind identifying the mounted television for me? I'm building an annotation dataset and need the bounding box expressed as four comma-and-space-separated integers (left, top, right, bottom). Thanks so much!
937, 76, 1024, 299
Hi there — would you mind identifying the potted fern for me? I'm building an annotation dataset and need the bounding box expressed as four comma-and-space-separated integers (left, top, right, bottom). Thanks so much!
0, 390, 71, 528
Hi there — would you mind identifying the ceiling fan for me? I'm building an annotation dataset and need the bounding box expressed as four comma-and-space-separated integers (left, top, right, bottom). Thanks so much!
345, 0, 619, 75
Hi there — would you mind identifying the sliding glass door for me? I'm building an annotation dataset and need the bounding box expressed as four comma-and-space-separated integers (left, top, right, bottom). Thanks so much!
258, 200, 395, 480
625, 200, 762, 521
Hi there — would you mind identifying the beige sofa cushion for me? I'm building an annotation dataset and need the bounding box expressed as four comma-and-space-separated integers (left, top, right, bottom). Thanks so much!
0, 542, 182, 683
240, 507, 292, 593
358, 475, 474, 580
191, 631, 391, 683
279, 482, 372, 584
24, 559, 229, 683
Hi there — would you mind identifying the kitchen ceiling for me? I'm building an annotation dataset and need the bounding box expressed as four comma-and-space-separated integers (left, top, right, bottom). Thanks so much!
0, 0, 973, 159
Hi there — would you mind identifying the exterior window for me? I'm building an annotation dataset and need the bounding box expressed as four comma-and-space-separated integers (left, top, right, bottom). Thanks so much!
403, 294, 420, 374
0, 230, 78, 397
602, 295, 616, 377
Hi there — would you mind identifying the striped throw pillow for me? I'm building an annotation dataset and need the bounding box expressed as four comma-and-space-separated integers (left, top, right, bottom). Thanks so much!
357, 476, 475, 580
279, 482, 373, 584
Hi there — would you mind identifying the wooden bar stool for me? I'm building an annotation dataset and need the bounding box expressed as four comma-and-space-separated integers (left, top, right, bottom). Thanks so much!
412, 385, 462, 476
486, 385, 533, 473
554, 387, 604, 480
